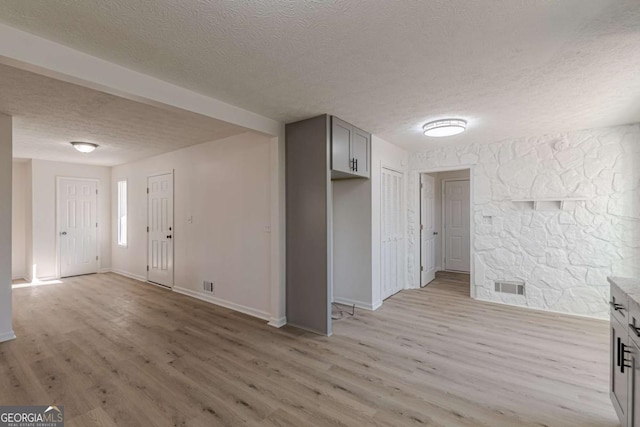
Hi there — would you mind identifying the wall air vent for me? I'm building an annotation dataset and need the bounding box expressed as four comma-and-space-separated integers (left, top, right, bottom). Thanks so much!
494, 281, 525, 296
203, 281, 214, 293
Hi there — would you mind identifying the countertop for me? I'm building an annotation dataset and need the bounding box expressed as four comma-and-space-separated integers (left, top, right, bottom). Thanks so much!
609, 277, 640, 302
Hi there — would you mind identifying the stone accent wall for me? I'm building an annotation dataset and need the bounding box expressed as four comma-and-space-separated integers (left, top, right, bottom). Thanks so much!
408, 123, 640, 318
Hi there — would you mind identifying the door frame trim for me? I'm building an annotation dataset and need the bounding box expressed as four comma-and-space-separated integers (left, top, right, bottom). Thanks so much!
146, 170, 175, 289
412, 166, 475, 299
379, 163, 407, 302
441, 178, 471, 273
55, 176, 100, 279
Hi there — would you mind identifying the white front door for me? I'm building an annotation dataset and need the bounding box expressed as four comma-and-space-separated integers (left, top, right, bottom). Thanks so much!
147, 173, 174, 287
420, 174, 436, 286
58, 178, 98, 277
381, 167, 404, 300
444, 180, 470, 272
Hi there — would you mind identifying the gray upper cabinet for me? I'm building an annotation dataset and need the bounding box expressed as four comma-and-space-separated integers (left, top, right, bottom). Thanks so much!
330, 116, 371, 179
351, 126, 370, 177
331, 117, 353, 175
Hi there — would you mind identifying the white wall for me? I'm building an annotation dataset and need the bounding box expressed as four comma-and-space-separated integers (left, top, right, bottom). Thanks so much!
424, 169, 471, 271
371, 136, 409, 306
11, 160, 27, 279
30, 159, 111, 279
111, 132, 273, 320
408, 123, 640, 319
0, 114, 14, 342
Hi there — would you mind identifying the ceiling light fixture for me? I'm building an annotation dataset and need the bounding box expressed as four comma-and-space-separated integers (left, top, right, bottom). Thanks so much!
70, 141, 99, 153
423, 119, 467, 137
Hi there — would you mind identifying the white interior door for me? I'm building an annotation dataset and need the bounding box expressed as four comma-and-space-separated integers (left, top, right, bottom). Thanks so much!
444, 180, 470, 272
381, 168, 404, 300
420, 174, 436, 286
148, 173, 174, 287
58, 178, 98, 277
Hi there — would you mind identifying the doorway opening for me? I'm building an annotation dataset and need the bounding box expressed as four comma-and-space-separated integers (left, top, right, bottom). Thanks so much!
419, 168, 471, 292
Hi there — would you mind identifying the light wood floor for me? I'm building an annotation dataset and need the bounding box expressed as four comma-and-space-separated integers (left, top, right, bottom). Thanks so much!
1, 272, 617, 426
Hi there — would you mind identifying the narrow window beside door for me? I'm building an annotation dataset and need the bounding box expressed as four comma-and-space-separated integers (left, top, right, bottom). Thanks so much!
117, 180, 128, 247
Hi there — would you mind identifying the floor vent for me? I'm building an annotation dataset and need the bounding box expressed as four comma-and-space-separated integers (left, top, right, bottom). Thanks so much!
494, 281, 525, 296
203, 281, 214, 293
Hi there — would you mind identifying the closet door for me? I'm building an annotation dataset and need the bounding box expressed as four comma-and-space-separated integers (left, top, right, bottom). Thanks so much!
381, 168, 404, 300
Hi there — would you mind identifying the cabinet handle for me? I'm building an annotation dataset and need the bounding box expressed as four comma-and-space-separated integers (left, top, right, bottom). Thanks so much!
618, 337, 622, 367
355, 158, 358, 172
349, 158, 354, 171
630, 324, 640, 338
610, 301, 625, 312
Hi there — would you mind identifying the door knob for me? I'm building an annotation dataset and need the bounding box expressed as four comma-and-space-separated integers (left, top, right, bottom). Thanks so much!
166, 235, 172, 239
433, 232, 438, 235
60, 231, 67, 235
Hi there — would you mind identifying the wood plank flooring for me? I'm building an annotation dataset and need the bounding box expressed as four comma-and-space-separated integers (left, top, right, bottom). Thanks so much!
1, 272, 617, 426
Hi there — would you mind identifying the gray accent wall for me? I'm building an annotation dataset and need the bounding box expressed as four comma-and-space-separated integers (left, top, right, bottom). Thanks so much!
332, 179, 372, 308
285, 115, 331, 335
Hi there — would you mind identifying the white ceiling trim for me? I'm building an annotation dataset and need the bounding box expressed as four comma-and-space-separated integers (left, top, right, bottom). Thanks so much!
0, 23, 282, 137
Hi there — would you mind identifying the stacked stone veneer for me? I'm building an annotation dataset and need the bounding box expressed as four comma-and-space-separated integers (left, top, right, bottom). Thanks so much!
408, 123, 640, 318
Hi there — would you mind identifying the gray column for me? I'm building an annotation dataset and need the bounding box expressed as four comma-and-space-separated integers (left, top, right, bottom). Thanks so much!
0, 113, 14, 342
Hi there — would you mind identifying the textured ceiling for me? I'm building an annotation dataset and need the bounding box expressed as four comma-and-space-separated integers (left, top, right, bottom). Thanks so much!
0, 1, 639, 151
0, 63, 248, 166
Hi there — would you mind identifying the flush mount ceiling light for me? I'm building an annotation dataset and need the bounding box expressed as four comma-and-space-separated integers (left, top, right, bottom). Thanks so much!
423, 119, 467, 137
70, 141, 99, 153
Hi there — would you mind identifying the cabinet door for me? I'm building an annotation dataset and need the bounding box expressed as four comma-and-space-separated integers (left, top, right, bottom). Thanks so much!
630, 339, 640, 427
612, 316, 629, 425
351, 127, 370, 178
331, 117, 353, 174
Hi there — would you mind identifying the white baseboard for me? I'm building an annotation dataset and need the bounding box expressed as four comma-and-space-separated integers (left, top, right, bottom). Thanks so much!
98, 268, 111, 274
11, 273, 26, 281
0, 330, 16, 343
109, 269, 147, 283
333, 297, 381, 311
268, 316, 287, 328
474, 296, 608, 321
173, 286, 270, 322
